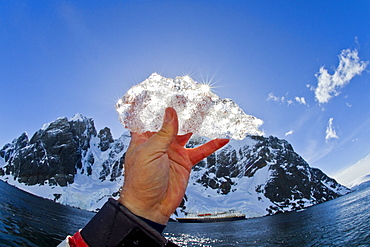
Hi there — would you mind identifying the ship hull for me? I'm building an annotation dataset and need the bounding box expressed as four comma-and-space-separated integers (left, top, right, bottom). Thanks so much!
176, 215, 246, 223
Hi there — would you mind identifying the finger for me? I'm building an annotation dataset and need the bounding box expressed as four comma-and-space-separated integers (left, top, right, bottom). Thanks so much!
188, 138, 229, 165
146, 107, 179, 151
176, 133, 193, 147
126, 132, 148, 153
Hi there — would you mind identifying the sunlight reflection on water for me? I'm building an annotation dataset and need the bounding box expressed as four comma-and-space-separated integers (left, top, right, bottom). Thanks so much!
164, 232, 229, 247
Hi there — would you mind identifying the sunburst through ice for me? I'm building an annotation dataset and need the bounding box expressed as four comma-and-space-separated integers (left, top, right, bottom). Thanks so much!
115, 73, 263, 140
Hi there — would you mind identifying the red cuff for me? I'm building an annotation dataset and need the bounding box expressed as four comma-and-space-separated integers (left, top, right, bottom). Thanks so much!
68, 230, 89, 247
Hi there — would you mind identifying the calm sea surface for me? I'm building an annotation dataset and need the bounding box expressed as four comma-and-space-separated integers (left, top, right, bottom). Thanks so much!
0, 180, 369, 247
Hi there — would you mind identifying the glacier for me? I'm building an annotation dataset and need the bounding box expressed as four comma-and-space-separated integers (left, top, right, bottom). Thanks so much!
115, 73, 263, 140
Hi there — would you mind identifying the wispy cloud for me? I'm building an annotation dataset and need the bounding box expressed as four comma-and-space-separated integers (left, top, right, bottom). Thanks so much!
267, 93, 291, 105
285, 130, 294, 136
295, 97, 308, 106
325, 118, 338, 142
304, 138, 335, 165
267, 92, 281, 102
267, 93, 308, 107
314, 49, 368, 104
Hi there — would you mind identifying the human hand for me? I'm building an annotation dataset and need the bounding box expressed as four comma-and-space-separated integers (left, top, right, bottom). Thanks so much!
119, 107, 229, 225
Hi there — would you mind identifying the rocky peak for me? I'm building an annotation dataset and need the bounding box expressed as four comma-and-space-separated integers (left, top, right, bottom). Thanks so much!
0, 132, 29, 163
68, 114, 97, 157
0, 114, 105, 186
98, 127, 114, 152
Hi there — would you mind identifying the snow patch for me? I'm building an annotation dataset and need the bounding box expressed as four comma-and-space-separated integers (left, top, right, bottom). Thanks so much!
69, 113, 87, 122
2, 172, 122, 211
181, 165, 274, 219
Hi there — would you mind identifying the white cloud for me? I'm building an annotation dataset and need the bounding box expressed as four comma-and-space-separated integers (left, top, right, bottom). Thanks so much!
325, 118, 338, 142
295, 96, 308, 106
285, 130, 294, 136
314, 49, 368, 104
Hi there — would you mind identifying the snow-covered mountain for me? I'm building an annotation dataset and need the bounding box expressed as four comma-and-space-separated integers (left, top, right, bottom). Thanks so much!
0, 114, 129, 211
332, 153, 370, 187
0, 114, 350, 219
348, 174, 370, 191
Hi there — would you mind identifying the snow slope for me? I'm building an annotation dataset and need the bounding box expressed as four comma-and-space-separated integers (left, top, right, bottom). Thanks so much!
333, 153, 370, 186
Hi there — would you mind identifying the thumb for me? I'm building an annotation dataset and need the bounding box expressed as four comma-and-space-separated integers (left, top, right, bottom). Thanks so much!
147, 107, 179, 150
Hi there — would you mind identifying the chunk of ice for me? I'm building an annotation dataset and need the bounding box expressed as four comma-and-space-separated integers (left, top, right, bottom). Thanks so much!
115, 73, 263, 140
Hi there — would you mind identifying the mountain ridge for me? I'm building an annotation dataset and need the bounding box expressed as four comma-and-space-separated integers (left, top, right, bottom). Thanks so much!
0, 113, 350, 218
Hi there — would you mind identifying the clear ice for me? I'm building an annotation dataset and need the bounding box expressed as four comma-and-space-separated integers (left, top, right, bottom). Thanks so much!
115, 73, 263, 140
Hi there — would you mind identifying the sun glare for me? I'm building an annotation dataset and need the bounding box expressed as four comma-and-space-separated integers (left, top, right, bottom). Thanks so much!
200, 84, 211, 93
198, 73, 220, 94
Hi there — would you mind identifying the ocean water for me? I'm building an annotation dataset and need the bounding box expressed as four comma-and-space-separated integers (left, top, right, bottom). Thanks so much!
0, 180, 369, 247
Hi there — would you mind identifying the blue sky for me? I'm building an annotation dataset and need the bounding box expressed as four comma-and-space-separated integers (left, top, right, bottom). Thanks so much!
1, 1, 369, 180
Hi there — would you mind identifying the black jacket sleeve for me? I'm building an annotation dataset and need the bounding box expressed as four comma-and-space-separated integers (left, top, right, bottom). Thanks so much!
80, 198, 178, 247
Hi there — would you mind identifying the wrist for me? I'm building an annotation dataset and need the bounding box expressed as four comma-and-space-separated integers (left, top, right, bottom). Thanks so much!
80, 199, 168, 246
118, 195, 170, 225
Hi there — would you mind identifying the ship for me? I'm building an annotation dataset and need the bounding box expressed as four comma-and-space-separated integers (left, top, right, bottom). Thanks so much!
176, 209, 246, 223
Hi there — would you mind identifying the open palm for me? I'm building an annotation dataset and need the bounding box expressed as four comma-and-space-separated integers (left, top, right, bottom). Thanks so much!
119, 107, 229, 224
